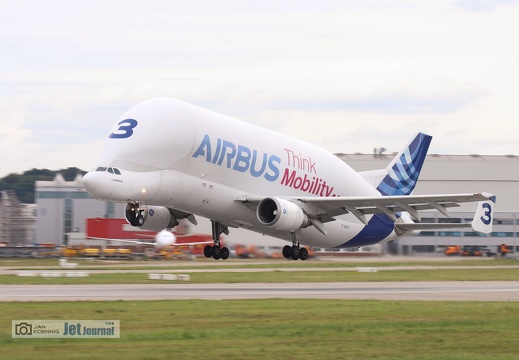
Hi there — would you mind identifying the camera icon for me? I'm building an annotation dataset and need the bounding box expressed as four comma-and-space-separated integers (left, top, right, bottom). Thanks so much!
15, 322, 32, 336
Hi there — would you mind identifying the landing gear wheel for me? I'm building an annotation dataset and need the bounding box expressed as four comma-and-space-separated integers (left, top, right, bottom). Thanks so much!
203, 245, 213, 258
282, 245, 291, 259
299, 247, 309, 261
220, 247, 230, 260
210, 220, 229, 260
212, 246, 221, 260
136, 215, 144, 226
290, 245, 300, 260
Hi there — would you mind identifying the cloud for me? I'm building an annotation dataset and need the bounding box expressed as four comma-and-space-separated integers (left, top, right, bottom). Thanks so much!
265, 91, 485, 114
0, 0, 518, 177
454, 0, 519, 11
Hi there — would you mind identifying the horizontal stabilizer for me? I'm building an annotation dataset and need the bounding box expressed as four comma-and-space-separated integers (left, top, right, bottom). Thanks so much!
396, 197, 496, 235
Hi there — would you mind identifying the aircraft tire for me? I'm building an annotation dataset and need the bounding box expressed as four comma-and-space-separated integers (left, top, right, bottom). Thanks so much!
282, 245, 291, 259
290, 246, 300, 260
203, 245, 213, 258
136, 215, 144, 226
212, 246, 221, 260
220, 247, 230, 260
299, 247, 309, 261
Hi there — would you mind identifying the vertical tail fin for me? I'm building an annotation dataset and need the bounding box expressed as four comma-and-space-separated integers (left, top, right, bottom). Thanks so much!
471, 199, 495, 234
376, 132, 432, 196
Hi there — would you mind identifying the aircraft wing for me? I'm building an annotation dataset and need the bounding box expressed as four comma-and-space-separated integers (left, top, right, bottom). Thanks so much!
87, 237, 154, 246
88, 236, 213, 247
237, 192, 496, 226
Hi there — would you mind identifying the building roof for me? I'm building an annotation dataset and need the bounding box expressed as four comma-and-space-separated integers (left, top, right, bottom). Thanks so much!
35, 174, 84, 189
336, 153, 519, 181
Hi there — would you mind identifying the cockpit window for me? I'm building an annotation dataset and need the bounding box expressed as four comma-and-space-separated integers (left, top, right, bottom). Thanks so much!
95, 166, 121, 175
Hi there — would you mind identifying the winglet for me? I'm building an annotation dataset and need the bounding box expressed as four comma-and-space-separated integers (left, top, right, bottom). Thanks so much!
471, 199, 495, 234
377, 132, 432, 196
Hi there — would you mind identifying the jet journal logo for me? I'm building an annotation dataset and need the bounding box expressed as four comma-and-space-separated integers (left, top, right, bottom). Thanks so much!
12, 320, 120, 338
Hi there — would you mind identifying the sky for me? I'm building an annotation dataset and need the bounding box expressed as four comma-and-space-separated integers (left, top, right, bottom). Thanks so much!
1, 0, 519, 178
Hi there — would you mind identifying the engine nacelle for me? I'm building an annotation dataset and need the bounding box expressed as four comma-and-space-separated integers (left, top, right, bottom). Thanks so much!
256, 197, 309, 231
125, 203, 178, 231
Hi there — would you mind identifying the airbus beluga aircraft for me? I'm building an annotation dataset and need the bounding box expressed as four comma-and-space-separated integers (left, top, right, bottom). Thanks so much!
82, 98, 496, 261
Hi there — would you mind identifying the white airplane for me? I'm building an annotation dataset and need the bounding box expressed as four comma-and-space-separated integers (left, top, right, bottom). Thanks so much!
82, 98, 496, 261
92, 229, 213, 250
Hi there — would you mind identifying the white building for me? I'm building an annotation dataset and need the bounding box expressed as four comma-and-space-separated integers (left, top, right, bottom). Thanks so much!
0, 190, 36, 245
338, 153, 519, 254
35, 174, 125, 245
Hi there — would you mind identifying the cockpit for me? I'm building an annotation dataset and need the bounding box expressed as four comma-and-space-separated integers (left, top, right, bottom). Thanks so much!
95, 166, 122, 175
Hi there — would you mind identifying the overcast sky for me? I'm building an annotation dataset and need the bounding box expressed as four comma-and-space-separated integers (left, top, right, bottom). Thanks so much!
1, 0, 518, 178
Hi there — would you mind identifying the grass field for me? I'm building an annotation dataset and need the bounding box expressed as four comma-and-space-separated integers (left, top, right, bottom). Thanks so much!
1, 257, 518, 269
1, 267, 519, 284
2, 299, 519, 360
2, 258, 519, 359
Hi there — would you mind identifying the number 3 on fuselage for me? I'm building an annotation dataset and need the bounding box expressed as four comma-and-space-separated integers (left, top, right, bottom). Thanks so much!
109, 119, 138, 139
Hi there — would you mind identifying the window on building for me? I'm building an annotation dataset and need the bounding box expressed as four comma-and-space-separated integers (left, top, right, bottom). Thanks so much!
418, 231, 435, 236
464, 232, 488, 237
412, 245, 435, 253
439, 218, 461, 223
491, 232, 514, 237
493, 219, 514, 225
438, 231, 462, 237
421, 218, 436, 223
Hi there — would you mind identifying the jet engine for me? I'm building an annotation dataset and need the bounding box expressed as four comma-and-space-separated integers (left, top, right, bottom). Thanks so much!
125, 203, 179, 231
256, 197, 310, 231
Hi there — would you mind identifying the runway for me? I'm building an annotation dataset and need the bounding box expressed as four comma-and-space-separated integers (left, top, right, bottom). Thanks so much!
2, 281, 519, 301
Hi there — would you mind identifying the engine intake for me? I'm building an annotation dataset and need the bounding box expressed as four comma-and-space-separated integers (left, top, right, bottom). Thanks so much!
256, 197, 309, 231
125, 203, 178, 231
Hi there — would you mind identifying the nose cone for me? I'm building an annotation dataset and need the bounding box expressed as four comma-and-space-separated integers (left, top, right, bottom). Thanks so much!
82, 172, 100, 198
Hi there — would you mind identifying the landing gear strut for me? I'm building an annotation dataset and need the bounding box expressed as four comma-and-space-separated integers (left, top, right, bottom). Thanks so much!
204, 220, 230, 260
282, 229, 309, 261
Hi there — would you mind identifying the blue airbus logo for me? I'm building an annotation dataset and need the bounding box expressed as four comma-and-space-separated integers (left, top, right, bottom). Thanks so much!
192, 134, 281, 182
109, 119, 138, 139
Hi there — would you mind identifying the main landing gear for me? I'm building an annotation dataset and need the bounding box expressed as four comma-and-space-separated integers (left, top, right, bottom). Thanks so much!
282, 229, 309, 261
204, 220, 230, 260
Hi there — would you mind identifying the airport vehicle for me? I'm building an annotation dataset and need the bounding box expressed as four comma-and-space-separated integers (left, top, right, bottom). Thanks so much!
82, 98, 496, 261
444, 245, 462, 256
461, 245, 486, 257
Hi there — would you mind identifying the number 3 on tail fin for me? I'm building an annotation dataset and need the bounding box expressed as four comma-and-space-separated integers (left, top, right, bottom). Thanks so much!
471, 201, 494, 234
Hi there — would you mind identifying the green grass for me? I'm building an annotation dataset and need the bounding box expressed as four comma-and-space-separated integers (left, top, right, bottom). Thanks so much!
2, 257, 518, 271
2, 267, 519, 284
1, 299, 519, 360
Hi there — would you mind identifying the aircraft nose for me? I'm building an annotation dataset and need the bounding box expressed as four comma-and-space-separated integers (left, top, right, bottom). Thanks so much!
82, 171, 99, 197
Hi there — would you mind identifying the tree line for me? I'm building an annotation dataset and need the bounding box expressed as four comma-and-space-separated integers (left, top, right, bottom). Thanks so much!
0, 167, 86, 204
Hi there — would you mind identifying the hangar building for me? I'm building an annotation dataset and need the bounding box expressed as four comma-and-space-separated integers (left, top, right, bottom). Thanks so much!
35, 174, 125, 245
338, 153, 519, 254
